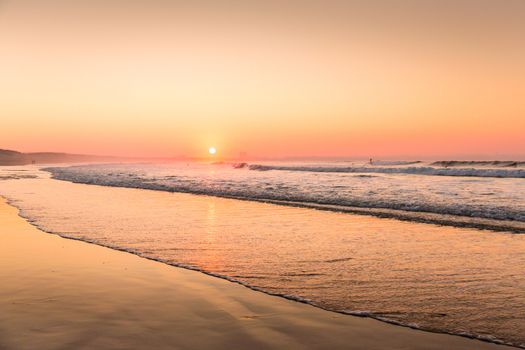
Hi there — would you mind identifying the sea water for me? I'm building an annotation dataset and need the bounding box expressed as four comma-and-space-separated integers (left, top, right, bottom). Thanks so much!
1, 161, 524, 347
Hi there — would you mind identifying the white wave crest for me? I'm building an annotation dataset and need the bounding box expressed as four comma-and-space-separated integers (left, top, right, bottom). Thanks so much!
247, 164, 525, 178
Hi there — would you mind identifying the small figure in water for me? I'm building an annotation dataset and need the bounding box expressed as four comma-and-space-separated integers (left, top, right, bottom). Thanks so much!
369, 158, 373, 165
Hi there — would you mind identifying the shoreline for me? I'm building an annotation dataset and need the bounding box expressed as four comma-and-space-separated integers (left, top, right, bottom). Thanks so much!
5, 194, 522, 348
0, 196, 517, 349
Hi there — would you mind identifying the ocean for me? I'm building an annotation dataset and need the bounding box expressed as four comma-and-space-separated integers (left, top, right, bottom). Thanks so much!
1, 160, 524, 347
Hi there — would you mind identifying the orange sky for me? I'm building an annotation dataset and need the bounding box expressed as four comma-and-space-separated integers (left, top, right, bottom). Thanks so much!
1, 0, 524, 159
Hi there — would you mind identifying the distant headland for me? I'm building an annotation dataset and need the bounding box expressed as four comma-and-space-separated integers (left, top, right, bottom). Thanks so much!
0, 149, 127, 165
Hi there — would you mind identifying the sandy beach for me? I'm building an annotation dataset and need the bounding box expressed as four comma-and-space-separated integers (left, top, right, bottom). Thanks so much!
0, 197, 514, 350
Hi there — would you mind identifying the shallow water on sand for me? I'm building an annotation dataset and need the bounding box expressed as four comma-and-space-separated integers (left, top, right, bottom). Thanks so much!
1, 167, 525, 347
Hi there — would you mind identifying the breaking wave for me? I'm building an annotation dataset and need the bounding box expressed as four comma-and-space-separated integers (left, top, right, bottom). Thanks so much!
431, 160, 525, 168
247, 164, 525, 178
44, 164, 525, 232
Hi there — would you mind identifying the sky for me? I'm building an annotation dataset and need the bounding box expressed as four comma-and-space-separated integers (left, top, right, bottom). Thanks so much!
1, 0, 524, 159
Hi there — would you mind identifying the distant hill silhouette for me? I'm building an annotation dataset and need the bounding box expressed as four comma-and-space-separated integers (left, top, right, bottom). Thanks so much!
0, 149, 125, 165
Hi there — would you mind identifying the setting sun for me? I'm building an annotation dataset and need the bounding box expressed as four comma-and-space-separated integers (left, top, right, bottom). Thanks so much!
208, 147, 217, 155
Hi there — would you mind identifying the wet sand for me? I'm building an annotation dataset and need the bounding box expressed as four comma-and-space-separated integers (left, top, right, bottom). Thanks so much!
0, 198, 514, 350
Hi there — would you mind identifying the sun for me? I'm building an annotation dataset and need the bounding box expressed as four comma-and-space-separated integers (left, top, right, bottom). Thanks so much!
208, 147, 217, 155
